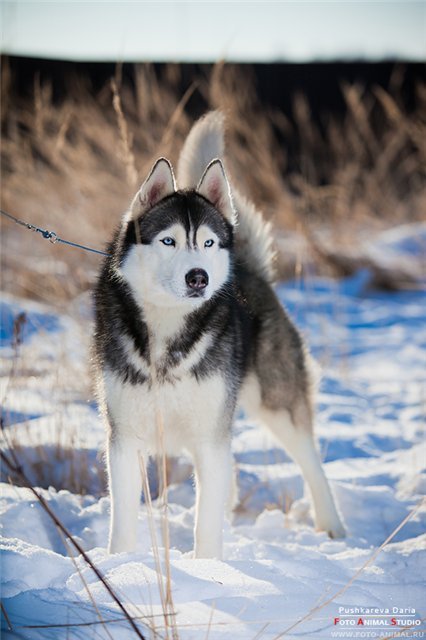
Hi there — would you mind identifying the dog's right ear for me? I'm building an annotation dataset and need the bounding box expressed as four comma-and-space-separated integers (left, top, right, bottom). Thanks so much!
128, 158, 176, 220
197, 159, 236, 225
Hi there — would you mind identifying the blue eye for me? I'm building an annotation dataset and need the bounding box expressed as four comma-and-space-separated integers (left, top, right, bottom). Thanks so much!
204, 239, 215, 248
161, 237, 175, 247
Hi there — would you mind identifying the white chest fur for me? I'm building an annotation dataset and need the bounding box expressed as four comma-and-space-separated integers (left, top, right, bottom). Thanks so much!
102, 274, 229, 454
103, 368, 227, 455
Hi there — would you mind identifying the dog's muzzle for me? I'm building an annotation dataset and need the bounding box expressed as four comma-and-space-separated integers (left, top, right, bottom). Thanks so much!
185, 268, 209, 295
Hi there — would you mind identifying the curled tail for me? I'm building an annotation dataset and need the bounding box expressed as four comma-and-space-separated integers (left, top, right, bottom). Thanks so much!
177, 111, 276, 284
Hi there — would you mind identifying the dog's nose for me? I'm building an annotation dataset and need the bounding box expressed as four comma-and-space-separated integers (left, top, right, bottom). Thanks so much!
185, 268, 209, 291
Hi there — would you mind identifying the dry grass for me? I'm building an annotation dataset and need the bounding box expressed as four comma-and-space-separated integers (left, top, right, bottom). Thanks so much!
1, 61, 425, 305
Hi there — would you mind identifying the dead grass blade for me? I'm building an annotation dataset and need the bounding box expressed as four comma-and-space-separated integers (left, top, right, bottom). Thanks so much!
111, 78, 138, 188
1, 601, 13, 632
139, 454, 179, 640
59, 530, 115, 640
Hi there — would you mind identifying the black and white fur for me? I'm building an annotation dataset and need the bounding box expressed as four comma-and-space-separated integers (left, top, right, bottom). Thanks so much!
93, 112, 345, 559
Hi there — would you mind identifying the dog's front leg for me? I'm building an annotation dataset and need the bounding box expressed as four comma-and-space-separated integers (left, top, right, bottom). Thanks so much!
107, 435, 143, 554
193, 439, 233, 559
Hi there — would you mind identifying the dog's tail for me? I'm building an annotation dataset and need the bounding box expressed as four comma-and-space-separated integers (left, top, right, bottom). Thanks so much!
177, 111, 276, 283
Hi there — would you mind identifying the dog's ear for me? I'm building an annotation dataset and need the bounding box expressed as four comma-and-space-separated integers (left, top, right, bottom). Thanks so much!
197, 159, 236, 225
129, 158, 176, 219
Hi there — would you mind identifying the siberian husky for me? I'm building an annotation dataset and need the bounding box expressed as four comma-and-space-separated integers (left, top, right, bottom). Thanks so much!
93, 111, 345, 559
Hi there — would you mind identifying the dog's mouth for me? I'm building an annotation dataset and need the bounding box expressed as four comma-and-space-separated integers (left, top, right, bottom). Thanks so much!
186, 290, 205, 299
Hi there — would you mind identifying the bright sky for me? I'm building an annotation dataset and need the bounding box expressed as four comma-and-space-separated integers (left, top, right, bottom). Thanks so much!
1, 1, 425, 63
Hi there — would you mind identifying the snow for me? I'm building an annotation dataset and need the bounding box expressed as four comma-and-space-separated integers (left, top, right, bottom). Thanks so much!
1, 225, 425, 639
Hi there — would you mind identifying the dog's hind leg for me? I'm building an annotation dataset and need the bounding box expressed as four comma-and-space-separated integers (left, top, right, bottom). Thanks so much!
260, 405, 346, 538
227, 461, 239, 516
241, 373, 345, 538
107, 435, 143, 553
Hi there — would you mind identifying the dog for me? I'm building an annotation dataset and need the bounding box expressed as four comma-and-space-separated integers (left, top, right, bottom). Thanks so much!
93, 111, 345, 559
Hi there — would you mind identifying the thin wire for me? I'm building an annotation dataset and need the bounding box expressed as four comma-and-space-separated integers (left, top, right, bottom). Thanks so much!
1, 208, 109, 257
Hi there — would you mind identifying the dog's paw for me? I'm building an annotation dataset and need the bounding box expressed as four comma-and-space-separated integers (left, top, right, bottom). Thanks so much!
326, 521, 346, 539
316, 513, 346, 539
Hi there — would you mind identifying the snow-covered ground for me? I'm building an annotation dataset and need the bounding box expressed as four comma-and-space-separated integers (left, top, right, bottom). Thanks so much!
1, 225, 425, 640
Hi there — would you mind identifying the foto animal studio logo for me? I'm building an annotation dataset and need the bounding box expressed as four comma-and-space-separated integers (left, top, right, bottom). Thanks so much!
331, 605, 425, 637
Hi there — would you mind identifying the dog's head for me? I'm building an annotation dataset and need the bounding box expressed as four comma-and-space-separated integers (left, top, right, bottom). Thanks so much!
117, 158, 236, 309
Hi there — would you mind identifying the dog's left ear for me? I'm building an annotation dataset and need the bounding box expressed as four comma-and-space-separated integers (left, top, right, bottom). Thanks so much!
129, 158, 176, 220
197, 159, 236, 225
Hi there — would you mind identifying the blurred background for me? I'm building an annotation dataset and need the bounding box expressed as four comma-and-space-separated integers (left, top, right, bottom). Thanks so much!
1, 0, 425, 303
